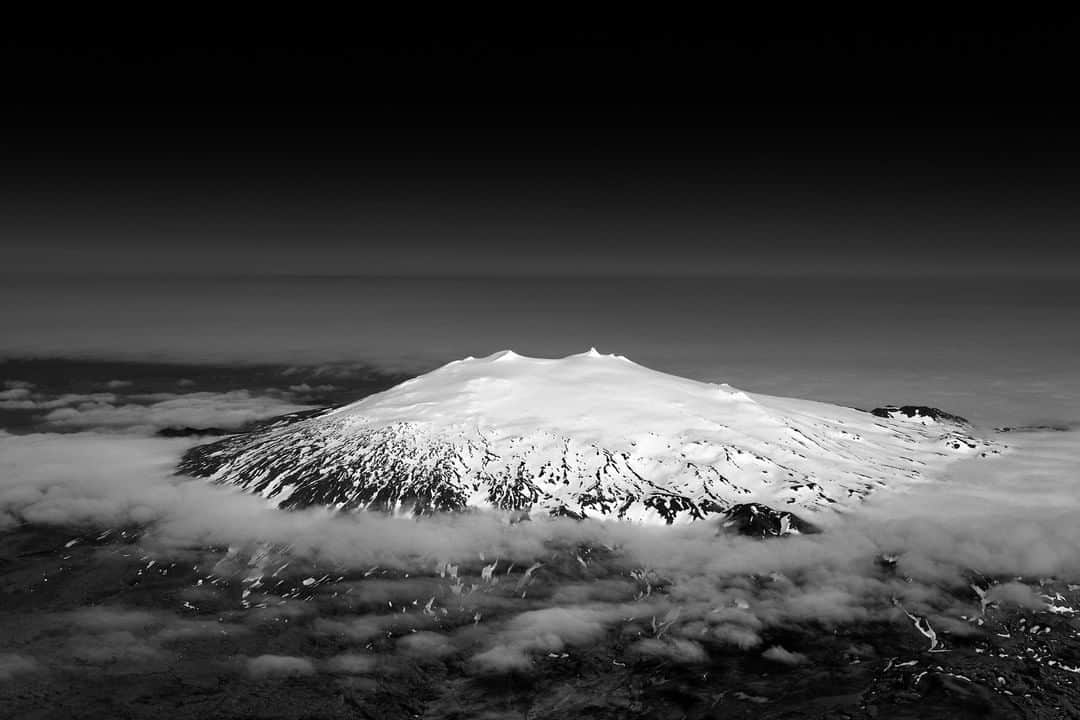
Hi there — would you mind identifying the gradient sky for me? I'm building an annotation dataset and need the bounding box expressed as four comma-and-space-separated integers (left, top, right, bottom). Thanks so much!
3, 24, 1079, 277
2, 26, 1080, 427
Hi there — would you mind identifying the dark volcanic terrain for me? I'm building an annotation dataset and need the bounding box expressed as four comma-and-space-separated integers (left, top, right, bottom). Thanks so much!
1, 523, 1078, 719
2, 359, 1078, 718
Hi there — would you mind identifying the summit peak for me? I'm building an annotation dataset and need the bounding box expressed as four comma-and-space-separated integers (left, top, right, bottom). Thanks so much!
182, 352, 996, 524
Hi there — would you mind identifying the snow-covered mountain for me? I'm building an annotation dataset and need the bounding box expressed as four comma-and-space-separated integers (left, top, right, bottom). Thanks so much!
181, 350, 997, 524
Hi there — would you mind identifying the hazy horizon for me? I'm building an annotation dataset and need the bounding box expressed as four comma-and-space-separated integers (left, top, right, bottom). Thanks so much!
3, 28, 1080, 718
3, 273, 1078, 427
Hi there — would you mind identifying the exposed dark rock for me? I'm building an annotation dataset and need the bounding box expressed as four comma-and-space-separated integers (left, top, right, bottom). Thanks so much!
249, 408, 334, 430
163, 409, 333, 441
178, 408, 333, 477
719, 502, 820, 538
870, 405, 970, 424
996, 424, 1073, 433
156, 426, 231, 438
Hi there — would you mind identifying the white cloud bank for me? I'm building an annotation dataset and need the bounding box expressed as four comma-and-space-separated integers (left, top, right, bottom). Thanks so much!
0, 388, 311, 433
246, 654, 317, 679
0, 429, 1078, 674
0, 653, 39, 681
1, 430, 1078, 578
41, 391, 311, 432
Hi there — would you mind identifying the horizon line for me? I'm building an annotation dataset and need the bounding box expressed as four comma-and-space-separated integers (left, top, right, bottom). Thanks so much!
3, 269, 1079, 280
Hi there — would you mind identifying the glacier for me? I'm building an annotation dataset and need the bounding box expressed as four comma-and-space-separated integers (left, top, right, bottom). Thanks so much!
180, 349, 998, 524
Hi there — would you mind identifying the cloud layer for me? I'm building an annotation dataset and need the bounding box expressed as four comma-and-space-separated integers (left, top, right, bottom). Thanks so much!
0, 381, 311, 434
0, 428, 1078, 680
41, 391, 311, 432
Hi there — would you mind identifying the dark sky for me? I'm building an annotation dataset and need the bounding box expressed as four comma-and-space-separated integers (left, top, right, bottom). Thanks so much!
3, 22, 1079, 277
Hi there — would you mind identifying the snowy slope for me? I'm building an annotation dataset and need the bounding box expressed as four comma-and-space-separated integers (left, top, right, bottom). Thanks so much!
181, 350, 997, 524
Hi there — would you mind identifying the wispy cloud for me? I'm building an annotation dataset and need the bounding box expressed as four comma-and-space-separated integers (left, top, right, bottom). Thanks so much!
246, 654, 316, 679
41, 391, 310, 432
0, 388, 310, 433
0, 429, 1077, 677
761, 645, 808, 666
0, 653, 39, 681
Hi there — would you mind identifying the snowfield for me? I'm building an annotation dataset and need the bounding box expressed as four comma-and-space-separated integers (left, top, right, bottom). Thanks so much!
183, 350, 998, 524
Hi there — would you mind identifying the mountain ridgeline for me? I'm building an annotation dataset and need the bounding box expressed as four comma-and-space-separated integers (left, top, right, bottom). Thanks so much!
180, 350, 997, 525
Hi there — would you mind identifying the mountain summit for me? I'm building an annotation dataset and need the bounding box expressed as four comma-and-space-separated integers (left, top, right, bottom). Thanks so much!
181, 350, 996, 524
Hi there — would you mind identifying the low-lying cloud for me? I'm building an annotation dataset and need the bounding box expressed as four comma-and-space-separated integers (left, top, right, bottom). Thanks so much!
0, 428, 1078, 678
0, 391, 119, 411
247, 654, 317, 679
0, 379, 313, 434
40, 390, 311, 433
0, 653, 39, 681
761, 645, 808, 666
